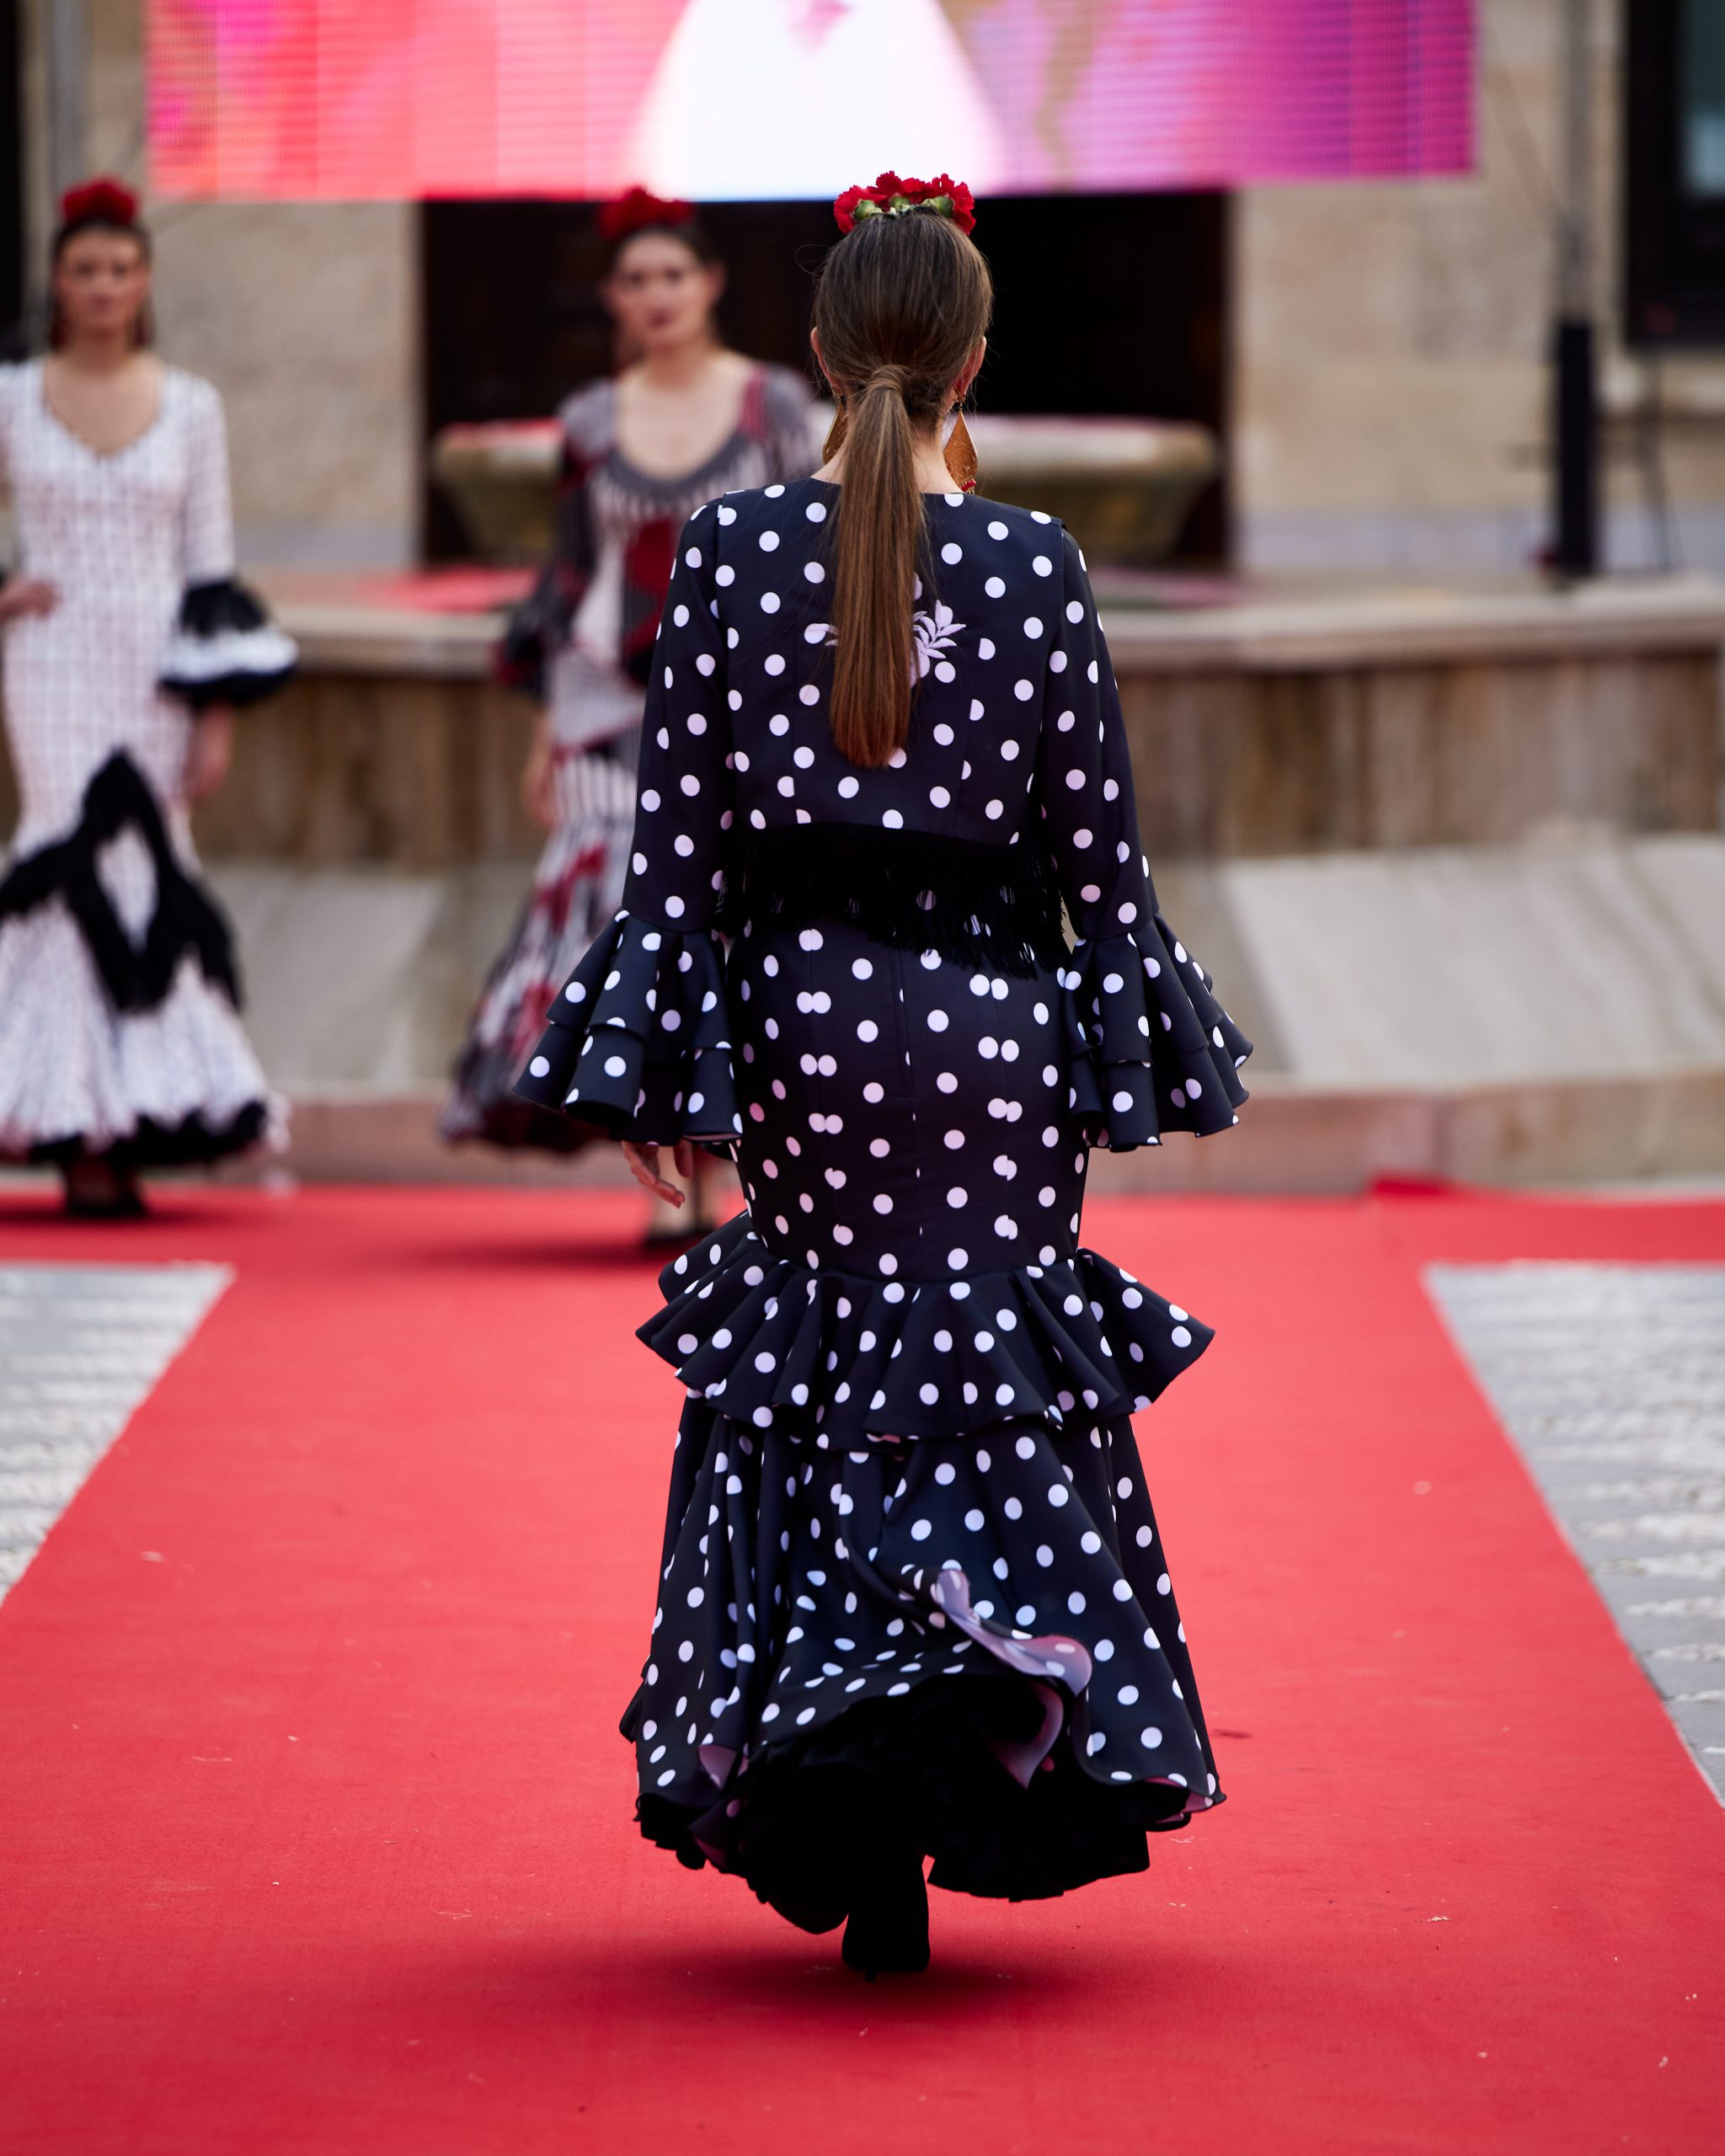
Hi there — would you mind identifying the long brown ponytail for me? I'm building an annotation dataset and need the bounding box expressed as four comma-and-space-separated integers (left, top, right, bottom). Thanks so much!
813, 211, 993, 768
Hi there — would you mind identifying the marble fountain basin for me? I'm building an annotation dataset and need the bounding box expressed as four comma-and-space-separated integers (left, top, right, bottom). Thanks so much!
430, 413, 1219, 566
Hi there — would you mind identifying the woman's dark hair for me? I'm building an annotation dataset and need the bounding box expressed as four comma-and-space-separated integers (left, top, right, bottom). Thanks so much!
606, 220, 721, 275
813, 209, 992, 767
49, 178, 152, 350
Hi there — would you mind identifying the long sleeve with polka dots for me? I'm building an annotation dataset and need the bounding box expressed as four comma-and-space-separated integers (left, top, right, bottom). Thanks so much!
514, 503, 741, 1144
1042, 529, 1250, 1148
622, 504, 734, 932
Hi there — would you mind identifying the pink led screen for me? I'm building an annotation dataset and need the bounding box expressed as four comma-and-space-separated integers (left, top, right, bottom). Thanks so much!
146, 1, 1475, 203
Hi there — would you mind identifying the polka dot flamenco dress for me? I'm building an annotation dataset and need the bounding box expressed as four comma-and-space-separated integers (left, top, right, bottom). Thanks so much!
0, 362, 292, 1168
516, 478, 1252, 1929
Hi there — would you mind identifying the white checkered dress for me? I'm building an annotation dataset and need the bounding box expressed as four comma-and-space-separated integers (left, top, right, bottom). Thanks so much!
0, 362, 279, 1161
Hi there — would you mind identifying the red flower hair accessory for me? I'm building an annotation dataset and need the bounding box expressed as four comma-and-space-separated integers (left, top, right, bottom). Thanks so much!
833, 172, 975, 237
599, 186, 696, 242
59, 176, 141, 228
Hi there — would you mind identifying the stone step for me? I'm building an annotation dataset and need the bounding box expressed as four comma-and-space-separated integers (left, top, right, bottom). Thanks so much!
255, 1065, 1725, 1194
168, 833, 1725, 1192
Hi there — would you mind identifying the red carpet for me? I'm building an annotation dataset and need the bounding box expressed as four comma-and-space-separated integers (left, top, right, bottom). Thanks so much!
0, 1184, 1720, 2154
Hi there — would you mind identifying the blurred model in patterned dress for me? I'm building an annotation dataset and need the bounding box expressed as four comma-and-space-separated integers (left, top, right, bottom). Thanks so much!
0, 180, 295, 1218
441, 190, 819, 1236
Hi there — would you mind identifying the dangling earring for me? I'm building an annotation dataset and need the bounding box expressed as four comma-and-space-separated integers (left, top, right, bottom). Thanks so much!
823, 399, 848, 463
943, 408, 978, 494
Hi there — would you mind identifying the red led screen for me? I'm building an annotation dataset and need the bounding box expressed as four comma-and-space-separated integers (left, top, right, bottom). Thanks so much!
147, 1, 1475, 202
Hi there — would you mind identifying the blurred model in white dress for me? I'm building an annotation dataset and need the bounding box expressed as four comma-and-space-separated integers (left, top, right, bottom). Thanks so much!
0, 181, 295, 1216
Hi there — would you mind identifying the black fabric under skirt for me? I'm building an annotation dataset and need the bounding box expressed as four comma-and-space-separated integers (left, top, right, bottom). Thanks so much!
26, 1100, 270, 1171
622, 1394, 1220, 1929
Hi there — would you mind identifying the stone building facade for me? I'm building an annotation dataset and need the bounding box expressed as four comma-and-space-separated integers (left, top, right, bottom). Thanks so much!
13, 0, 1724, 579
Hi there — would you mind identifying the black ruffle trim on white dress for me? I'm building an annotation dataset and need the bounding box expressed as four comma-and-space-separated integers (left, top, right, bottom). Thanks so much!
0, 752, 240, 1011
158, 577, 298, 712
0, 752, 271, 1167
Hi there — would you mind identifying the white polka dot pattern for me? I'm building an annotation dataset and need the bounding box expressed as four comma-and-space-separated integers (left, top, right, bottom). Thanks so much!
0, 363, 265, 840
645, 1215, 1208, 1445
1029, 526, 1251, 1149
513, 910, 740, 1138
514, 504, 741, 1139
510, 478, 1240, 1907
0, 364, 282, 1160
515, 482, 1250, 1154
624, 1393, 1220, 1894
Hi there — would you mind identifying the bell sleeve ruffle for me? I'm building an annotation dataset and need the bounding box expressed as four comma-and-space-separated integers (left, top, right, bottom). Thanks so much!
1062, 916, 1251, 1150
1039, 526, 1251, 1150
160, 378, 297, 712
514, 499, 740, 1146
159, 578, 298, 711
512, 910, 741, 1143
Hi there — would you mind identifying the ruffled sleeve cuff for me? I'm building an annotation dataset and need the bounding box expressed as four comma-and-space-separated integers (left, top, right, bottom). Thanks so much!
511, 910, 741, 1143
159, 578, 298, 711
1062, 913, 1252, 1150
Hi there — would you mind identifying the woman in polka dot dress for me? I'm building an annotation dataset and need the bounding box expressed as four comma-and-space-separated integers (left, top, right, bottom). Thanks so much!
516, 182, 1251, 1976
0, 181, 293, 1216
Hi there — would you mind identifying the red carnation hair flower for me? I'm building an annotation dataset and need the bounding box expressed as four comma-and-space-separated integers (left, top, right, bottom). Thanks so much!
833, 171, 975, 237
599, 186, 696, 243
59, 176, 141, 229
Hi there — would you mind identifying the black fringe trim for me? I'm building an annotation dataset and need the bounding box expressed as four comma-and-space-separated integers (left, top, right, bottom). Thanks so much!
160, 577, 297, 712
24, 1100, 269, 1171
176, 577, 270, 638
162, 668, 286, 712
0, 752, 241, 1013
717, 825, 1067, 978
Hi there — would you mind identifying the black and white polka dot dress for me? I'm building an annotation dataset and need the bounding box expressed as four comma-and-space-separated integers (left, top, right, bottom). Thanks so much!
0, 363, 293, 1166
517, 477, 1252, 1927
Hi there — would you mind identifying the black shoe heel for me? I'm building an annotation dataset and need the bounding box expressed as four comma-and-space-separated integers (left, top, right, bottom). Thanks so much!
841, 1852, 930, 1978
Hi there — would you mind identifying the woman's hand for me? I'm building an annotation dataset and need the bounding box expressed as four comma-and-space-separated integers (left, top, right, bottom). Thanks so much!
623, 1138, 697, 1207
521, 712, 558, 830
185, 707, 235, 802
0, 578, 58, 626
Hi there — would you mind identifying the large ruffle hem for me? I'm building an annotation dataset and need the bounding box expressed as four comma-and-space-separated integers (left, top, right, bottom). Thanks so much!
1063, 912, 1252, 1150
645, 1213, 1213, 1446
511, 909, 740, 1141
624, 1393, 1220, 1924
0, 754, 280, 1164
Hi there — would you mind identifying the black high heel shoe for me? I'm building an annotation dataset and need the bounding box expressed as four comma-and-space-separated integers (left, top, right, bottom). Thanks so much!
61, 1161, 148, 1220
841, 1849, 930, 1979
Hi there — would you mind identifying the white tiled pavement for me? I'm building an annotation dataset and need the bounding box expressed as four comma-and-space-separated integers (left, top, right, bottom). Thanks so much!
0, 1264, 231, 1598
1427, 1262, 1725, 1803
